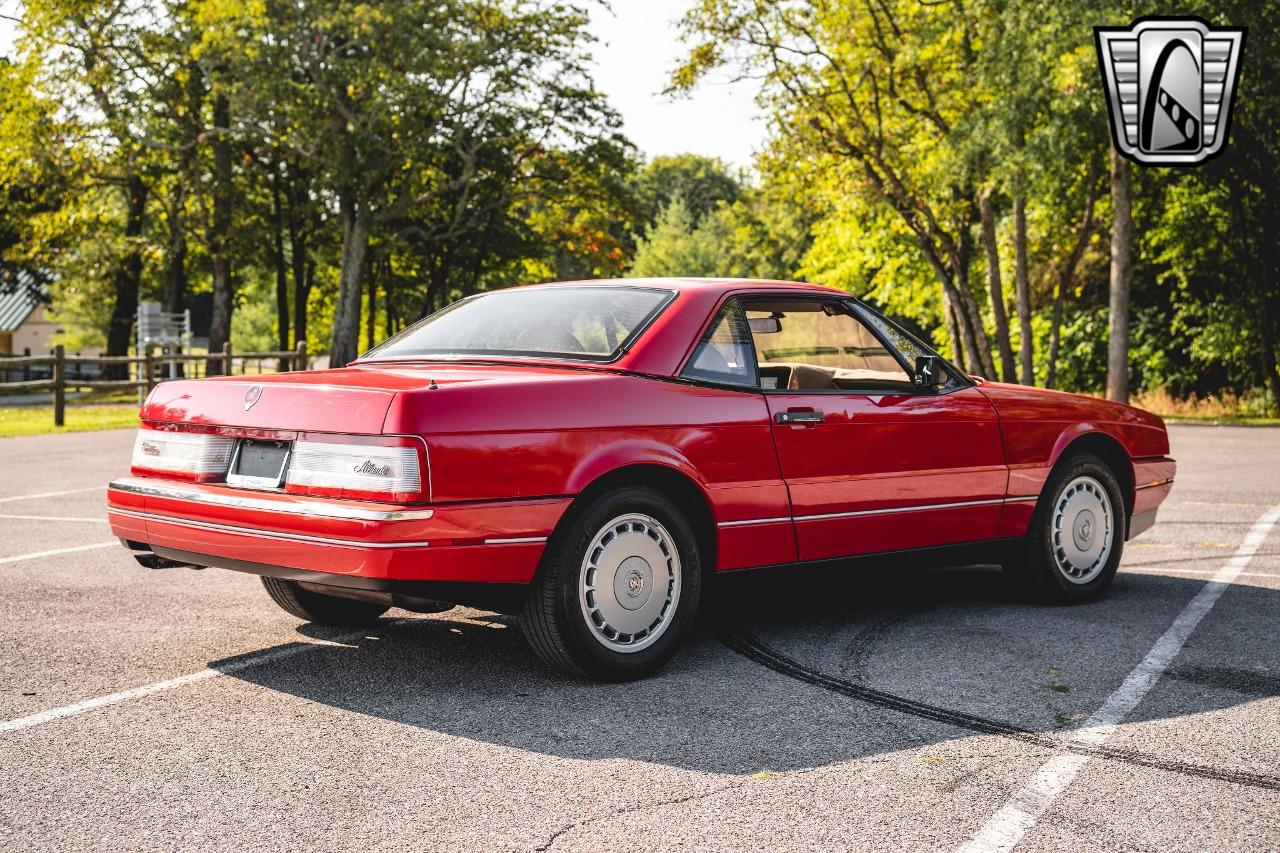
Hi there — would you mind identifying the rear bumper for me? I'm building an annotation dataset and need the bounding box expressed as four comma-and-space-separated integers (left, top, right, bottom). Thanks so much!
107, 476, 568, 585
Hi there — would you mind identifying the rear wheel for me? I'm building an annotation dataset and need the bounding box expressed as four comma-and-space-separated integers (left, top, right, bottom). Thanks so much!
260, 577, 389, 626
1013, 453, 1126, 602
521, 485, 702, 681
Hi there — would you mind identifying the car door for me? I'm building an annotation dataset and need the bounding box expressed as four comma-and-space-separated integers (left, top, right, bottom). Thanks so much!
744, 295, 1008, 562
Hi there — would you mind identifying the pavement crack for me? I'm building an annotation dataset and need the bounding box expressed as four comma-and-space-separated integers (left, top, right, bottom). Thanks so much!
723, 629, 1280, 792
530, 763, 830, 852
530, 779, 747, 852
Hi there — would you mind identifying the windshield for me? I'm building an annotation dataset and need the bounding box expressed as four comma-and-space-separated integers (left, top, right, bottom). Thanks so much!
362, 286, 674, 362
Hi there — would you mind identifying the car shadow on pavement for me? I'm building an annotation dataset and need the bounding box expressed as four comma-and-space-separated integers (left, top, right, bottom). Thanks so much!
217, 565, 1280, 781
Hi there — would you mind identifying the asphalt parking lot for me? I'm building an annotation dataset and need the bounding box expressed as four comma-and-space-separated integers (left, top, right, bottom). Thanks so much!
0, 424, 1277, 851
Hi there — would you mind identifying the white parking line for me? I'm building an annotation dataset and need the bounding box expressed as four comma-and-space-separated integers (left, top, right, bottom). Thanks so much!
0, 514, 107, 523
0, 621, 410, 734
0, 486, 104, 504
958, 503, 1280, 853
0, 542, 118, 566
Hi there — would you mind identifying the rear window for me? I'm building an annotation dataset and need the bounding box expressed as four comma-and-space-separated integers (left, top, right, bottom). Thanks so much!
362, 286, 674, 362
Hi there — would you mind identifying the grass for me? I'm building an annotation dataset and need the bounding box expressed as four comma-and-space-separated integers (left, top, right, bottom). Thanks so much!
0, 404, 140, 438
1132, 389, 1280, 427
1158, 414, 1280, 426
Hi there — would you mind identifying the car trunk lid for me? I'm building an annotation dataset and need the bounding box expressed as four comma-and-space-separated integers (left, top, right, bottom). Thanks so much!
141, 367, 435, 433
140, 362, 602, 433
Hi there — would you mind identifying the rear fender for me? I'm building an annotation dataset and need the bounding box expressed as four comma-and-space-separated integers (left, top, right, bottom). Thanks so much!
565, 439, 707, 497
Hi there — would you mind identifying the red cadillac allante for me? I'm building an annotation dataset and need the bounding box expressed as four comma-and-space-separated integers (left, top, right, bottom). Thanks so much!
108, 278, 1175, 680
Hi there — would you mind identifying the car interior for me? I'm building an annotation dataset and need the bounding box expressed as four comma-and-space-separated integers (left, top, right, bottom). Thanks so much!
683, 297, 942, 393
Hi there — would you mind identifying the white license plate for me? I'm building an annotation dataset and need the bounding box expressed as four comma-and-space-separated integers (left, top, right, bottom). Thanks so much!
226, 439, 291, 489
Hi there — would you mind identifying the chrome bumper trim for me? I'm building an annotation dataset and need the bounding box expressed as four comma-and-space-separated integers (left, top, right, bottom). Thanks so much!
482, 536, 549, 545
108, 507, 431, 550
108, 477, 435, 522
1135, 478, 1175, 491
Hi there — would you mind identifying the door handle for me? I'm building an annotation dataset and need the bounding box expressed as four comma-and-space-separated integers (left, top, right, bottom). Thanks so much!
775, 409, 825, 425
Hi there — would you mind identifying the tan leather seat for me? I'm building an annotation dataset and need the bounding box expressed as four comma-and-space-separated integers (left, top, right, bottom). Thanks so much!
788, 364, 839, 390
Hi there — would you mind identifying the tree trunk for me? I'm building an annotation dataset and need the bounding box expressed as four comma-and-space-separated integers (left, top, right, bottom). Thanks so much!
952, 278, 994, 378
1106, 147, 1132, 403
385, 272, 396, 335
105, 173, 148, 379
161, 186, 189, 380
206, 91, 235, 377
941, 289, 964, 370
162, 184, 188, 315
365, 254, 377, 352
296, 260, 314, 351
286, 170, 311, 355
918, 237, 983, 375
162, 59, 201, 382
1013, 195, 1034, 385
979, 190, 1016, 383
1260, 305, 1280, 415
943, 282, 982, 374
1045, 287, 1065, 391
269, 162, 290, 371
956, 220, 998, 379
329, 195, 370, 368
1046, 156, 1101, 390
166, 59, 201, 317
1252, 213, 1280, 414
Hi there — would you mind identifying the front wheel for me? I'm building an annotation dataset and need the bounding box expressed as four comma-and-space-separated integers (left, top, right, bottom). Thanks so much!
1013, 453, 1126, 603
521, 485, 702, 681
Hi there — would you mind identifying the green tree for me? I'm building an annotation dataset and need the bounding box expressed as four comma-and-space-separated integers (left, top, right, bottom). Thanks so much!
675, 0, 999, 375
631, 153, 741, 229
630, 198, 727, 278
204, 0, 623, 366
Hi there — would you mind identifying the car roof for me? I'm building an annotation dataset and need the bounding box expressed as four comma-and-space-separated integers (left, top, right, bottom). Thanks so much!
356, 277, 853, 376
520, 277, 842, 295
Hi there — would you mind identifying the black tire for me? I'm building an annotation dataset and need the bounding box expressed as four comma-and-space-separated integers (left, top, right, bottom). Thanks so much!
520, 485, 703, 681
1010, 453, 1126, 603
260, 577, 389, 626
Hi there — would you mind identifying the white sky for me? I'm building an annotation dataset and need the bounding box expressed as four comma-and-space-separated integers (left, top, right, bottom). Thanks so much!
0, 2, 15, 58
586, 0, 765, 168
0, 0, 765, 169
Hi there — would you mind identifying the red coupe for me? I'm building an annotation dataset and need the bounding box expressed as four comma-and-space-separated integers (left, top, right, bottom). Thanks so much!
108, 278, 1175, 680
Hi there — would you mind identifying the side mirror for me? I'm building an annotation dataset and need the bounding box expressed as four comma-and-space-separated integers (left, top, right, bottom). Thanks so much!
912, 355, 943, 388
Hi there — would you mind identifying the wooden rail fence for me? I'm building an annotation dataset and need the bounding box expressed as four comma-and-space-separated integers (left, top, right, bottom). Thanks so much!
0, 341, 309, 427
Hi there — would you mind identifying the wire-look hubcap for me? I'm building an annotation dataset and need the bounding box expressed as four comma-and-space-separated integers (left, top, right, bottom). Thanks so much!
1051, 475, 1114, 584
578, 513, 681, 653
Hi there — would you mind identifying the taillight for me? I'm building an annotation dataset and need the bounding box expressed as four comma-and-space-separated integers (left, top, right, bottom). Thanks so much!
285, 435, 426, 502
131, 426, 235, 482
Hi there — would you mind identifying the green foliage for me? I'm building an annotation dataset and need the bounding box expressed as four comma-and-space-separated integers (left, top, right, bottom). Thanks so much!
631, 154, 742, 227
628, 161, 813, 282
673, 0, 1279, 409
629, 198, 727, 278
2, 0, 1277, 411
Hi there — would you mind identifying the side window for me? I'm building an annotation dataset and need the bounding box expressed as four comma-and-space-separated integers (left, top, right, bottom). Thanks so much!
745, 298, 914, 392
855, 306, 955, 387
682, 299, 758, 387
